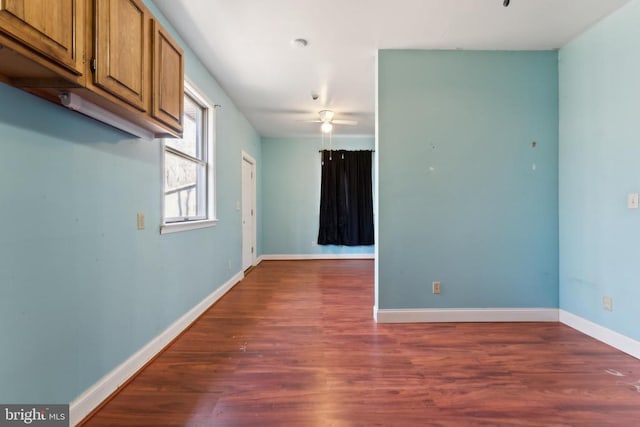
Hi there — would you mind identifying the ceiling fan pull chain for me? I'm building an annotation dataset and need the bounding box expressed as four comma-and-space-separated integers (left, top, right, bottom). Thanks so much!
329, 131, 333, 160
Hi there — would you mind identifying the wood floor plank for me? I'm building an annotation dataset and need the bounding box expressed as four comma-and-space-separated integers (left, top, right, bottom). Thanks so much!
82, 260, 640, 426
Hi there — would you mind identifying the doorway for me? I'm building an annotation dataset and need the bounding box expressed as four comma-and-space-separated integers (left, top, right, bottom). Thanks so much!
241, 151, 257, 271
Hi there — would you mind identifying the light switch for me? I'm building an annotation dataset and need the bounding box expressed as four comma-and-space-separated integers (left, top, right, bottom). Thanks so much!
628, 193, 639, 209
137, 212, 145, 230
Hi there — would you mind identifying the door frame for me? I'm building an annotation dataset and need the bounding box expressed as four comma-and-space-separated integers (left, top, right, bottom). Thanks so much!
241, 151, 257, 270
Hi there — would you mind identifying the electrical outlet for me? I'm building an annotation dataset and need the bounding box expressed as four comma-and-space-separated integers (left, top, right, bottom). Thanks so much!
628, 193, 639, 209
603, 296, 613, 312
137, 213, 145, 230
432, 281, 441, 295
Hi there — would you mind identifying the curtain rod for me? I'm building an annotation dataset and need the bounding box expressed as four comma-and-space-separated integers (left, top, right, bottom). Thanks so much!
318, 150, 375, 152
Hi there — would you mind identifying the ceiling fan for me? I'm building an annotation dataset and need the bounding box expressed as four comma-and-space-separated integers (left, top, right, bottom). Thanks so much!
305, 110, 358, 133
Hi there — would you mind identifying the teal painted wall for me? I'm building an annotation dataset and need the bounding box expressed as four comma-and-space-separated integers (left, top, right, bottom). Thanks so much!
262, 136, 375, 255
377, 50, 559, 309
559, 0, 640, 340
0, 1, 261, 404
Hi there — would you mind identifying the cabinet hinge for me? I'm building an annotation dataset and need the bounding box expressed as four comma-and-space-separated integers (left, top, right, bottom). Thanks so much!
90, 58, 97, 72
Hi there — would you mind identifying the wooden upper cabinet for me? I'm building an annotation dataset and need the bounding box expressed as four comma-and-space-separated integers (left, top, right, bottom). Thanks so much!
0, 0, 84, 75
0, 0, 184, 137
152, 19, 183, 134
93, 0, 148, 112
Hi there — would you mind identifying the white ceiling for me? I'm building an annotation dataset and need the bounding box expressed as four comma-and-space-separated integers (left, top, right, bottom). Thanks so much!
154, 0, 631, 138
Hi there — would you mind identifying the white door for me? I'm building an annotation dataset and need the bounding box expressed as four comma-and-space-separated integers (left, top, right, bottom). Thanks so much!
241, 153, 256, 270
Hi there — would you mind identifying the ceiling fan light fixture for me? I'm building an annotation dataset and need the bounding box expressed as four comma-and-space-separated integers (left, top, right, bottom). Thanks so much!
321, 122, 333, 133
319, 110, 335, 122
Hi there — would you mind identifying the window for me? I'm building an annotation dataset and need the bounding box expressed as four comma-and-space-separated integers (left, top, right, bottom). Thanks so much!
161, 80, 216, 234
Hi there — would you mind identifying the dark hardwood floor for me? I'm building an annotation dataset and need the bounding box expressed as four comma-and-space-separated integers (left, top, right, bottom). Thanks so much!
82, 260, 640, 426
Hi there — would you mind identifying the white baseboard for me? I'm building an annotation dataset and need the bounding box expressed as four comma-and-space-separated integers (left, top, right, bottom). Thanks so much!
559, 310, 640, 360
374, 307, 640, 360
260, 253, 374, 260
69, 271, 244, 426
375, 307, 559, 323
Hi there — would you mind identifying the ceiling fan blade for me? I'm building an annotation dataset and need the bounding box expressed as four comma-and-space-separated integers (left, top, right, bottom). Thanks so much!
298, 119, 322, 123
332, 119, 358, 126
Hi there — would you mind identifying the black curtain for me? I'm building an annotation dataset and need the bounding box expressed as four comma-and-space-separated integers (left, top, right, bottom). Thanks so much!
318, 150, 374, 246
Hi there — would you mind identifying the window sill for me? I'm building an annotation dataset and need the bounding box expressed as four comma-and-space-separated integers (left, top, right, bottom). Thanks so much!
160, 219, 218, 235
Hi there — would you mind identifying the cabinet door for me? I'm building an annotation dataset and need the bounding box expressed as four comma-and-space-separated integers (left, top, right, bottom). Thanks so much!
152, 19, 183, 134
0, 0, 84, 75
93, 0, 148, 111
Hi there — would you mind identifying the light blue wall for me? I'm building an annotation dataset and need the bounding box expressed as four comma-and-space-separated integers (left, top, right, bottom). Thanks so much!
0, 1, 261, 404
377, 50, 559, 309
262, 136, 375, 255
559, 0, 640, 340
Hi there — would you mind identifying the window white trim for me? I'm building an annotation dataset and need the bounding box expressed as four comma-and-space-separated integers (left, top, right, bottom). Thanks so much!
160, 218, 218, 235
161, 78, 217, 234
